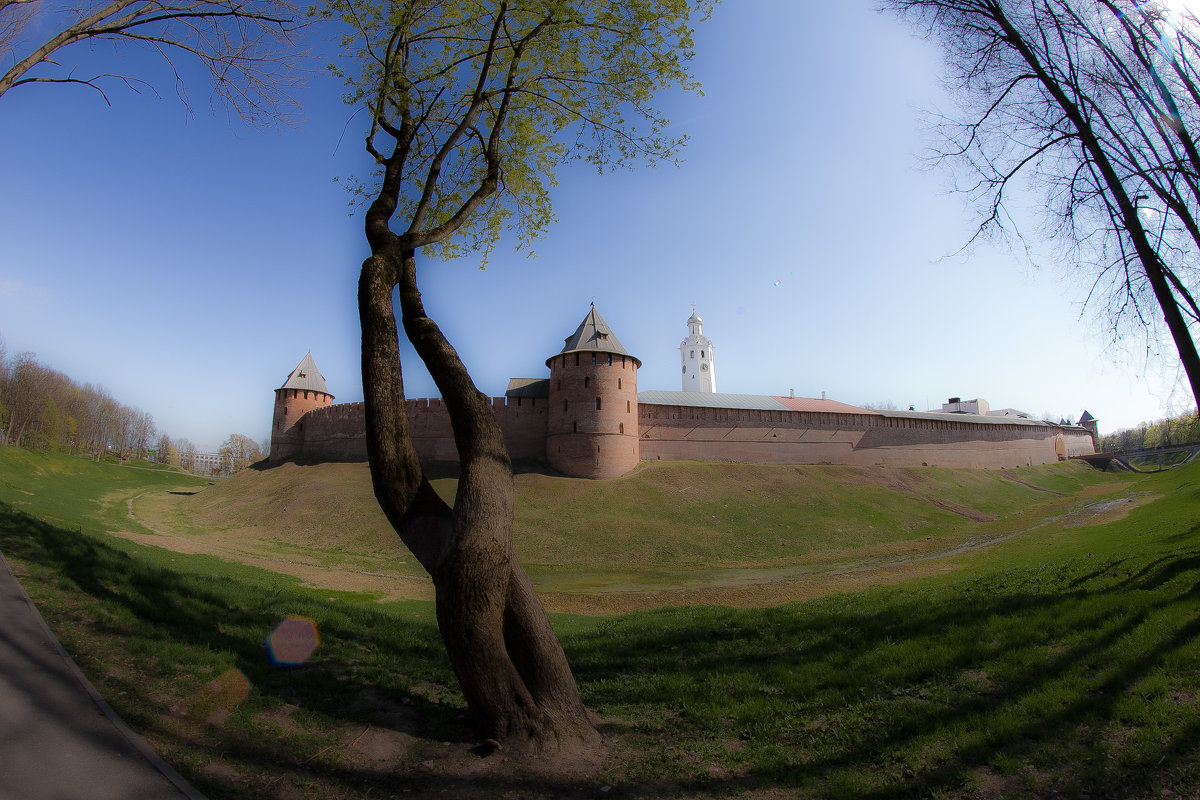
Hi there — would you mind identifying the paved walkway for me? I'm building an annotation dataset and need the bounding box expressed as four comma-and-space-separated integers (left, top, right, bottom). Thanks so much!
0, 551, 205, 800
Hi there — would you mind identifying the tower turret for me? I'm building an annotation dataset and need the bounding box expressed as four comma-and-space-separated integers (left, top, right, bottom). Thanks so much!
270, 352, 335, 460
545, 306, 641, 478
1078, 410, 1099, 451
680, 308, 716, 392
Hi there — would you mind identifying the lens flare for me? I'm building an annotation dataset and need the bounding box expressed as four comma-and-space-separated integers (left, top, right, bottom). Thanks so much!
182, 668, 251, 724
266, 616, 321, 666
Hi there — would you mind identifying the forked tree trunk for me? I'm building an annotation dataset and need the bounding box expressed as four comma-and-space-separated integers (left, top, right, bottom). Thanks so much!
358, 246, 597, 749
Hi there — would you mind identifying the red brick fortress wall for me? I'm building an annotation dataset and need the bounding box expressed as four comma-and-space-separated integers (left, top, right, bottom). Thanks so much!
277, 395, 1095, 473
638, 405, 1096, 469
277, 396, 549, 464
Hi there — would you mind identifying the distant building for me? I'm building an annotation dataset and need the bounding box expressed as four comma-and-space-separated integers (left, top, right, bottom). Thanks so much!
269, 306, 1097, 478
192, 451, 222, 474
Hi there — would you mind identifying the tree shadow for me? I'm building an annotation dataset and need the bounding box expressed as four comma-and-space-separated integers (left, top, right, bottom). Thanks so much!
4, 497, 1200, 798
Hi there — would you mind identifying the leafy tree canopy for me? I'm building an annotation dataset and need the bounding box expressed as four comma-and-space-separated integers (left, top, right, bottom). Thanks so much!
322, 0, 711, 261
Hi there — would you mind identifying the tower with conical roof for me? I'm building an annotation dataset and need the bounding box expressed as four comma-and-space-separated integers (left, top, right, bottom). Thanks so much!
1077, 410, 1099, 451
270, 352, 335, 460
545, 306, 641, 478
680, 308, 716, 393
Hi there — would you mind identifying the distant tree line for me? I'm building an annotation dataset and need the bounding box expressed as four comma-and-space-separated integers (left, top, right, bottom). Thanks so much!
0, 337, 155, 459
0, 333, 266, 473
1100, 412, 1200, 452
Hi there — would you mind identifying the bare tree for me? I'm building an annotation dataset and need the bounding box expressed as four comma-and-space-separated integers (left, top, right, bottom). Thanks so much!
887, 0, 1200, 411
218, 432, 262, 473
326, 0, 710, 749
176, 436, 197, 471
0, 0, 303, 120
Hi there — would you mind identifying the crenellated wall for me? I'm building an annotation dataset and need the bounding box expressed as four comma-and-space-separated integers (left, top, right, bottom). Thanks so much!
287, 396, 550, 463
636, 404, 1096, 469
279, 396, 1096, 473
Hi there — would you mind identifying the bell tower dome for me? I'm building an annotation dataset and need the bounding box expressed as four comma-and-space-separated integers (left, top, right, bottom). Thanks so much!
545, 306, 641, 478
680, 308, 716, 393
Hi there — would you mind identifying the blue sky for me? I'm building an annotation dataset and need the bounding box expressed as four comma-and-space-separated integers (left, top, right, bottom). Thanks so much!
0, 0, 1189, 451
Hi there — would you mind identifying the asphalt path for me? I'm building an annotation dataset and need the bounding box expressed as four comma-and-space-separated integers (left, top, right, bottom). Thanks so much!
0, 551, 205, 800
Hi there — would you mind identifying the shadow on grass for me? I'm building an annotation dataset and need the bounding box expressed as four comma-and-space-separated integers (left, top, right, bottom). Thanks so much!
0, 502, 469, 731
4, 496, 1200, 799
563, 548, 1200, 798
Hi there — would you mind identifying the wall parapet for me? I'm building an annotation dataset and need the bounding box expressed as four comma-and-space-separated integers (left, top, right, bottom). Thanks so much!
275, 395, 1096, 474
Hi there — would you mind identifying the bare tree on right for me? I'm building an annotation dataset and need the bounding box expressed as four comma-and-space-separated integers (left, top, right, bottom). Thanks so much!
888, 0, 1200, 411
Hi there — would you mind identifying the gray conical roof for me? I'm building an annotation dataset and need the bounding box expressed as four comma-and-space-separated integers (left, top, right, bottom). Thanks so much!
546, 306, 641, 367
278, 352, 333, 396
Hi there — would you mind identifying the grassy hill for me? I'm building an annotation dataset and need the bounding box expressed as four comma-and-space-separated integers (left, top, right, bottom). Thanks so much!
141, 457, 1130, 609
2, 446, 1198, 799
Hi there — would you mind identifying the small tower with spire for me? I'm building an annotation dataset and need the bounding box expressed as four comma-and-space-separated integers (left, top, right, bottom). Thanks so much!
680, 307, 716, 393
1077, 410, 1099, 451
270, 352, 335, 460
546, 305, 641, 478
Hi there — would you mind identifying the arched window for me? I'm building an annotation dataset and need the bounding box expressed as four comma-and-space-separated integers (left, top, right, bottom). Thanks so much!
619, 423, 624, 434
627, 400, 631, 412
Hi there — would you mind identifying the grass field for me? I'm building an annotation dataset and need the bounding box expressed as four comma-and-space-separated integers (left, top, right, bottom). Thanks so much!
0, 447, 1198, 799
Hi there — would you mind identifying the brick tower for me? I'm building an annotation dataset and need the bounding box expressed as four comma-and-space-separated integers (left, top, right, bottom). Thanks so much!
1077, 410, 1099, 451
546, 306, 641, 478
270, 352, 334, 460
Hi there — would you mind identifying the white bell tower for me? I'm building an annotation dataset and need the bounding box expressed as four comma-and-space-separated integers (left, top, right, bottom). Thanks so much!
680, 308, 716, 392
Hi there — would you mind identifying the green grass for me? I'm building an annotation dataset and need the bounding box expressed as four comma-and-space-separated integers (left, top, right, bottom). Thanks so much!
1, 445, 1198, 798
146, 457, 1128, 597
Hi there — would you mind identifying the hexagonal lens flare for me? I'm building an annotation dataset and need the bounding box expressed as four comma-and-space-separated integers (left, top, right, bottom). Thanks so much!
266, 616, 320, 666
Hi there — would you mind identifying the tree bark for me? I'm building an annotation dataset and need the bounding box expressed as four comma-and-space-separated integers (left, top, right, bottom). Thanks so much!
358, 244, 596, 749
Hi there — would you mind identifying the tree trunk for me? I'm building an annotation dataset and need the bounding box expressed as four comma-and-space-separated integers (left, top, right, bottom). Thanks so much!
358, 245, 597, 750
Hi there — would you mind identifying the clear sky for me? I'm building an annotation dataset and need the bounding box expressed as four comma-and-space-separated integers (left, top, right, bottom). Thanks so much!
1, 0, 1191, 452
